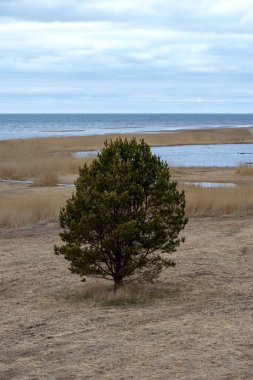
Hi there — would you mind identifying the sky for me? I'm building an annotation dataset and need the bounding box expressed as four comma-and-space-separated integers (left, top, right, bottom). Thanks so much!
0, 0, 253, 113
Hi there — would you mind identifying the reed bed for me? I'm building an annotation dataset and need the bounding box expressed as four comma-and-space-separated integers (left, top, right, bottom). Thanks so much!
235, 164, 253, 176
1, 128, 252, 160
143, 128, 253, 147
0, 155, 85, 180
0, 183, 252, 228
1, 129, 253, 227
32, 173, 59, 187
0, 189, 71, 228
1, 128, 252, 181
183, 184, 253, 216
0, 136, 104, 159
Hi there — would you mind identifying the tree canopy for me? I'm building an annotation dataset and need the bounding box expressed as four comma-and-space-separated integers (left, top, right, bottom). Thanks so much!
54, 138, 187, 289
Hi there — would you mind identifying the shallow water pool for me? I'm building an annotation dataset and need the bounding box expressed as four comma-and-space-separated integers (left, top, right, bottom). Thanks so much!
73, 143, 253, 167
184, 182, 237, 188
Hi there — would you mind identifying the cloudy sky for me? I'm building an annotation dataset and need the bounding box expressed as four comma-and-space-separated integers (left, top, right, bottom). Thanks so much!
0, 0, 253, 113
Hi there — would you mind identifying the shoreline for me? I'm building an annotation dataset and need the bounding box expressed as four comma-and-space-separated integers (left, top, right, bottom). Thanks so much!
1, 113, 253, 141
1, 127, 253, 150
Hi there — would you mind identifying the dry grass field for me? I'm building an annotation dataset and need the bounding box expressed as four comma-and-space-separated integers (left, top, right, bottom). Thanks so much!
0, 215, 252, 379
182, 182, 253, 216
0, 181, 253, 227
0, 185, 73, 228
1, 128, 252, 158
0, 128, 253, 227
0, 164, 253, 227
0, 154, 84, 182
235, 165, 253, 176
0, 127, 252, 182
1, 129, 253, 379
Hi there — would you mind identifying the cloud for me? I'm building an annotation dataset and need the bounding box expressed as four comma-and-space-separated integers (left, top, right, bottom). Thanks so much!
1, 21, 252, 75
0, 1, 252, 112
211, 0, 253, 14
0, 0, 253, 30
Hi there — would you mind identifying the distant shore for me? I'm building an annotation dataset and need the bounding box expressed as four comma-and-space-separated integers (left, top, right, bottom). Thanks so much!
1, 127, 253, 183
1, 113, 253, 140
1, 127, 253, 151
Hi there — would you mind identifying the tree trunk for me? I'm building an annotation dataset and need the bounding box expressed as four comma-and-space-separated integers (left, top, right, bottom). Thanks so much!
114, 250, 123, 291
113, 276, 123, 291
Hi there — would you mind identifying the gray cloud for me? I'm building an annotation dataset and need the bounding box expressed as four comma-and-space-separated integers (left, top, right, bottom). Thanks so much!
0, 0, 253, 31
0, 0, 253, 112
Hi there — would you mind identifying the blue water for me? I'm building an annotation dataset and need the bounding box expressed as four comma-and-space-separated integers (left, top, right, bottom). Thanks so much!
0, 113, 253, 140
152, 144, 253, 167
74, 144, 253, 167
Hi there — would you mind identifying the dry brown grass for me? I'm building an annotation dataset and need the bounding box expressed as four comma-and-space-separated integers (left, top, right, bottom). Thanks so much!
1, 182, 253, 228
1, 129, 252, 227
64, 281, 171, 305
235, 164, 253, 176
1, 216, 252, 379
0, 136, 103, 160
1, 128, 252, 160
0, 188, 72, 228
0, 155, 84, 180
1, 128, 252, 181
143, 127, 253, 146
170, 166, 236, 182
182, 184, 253, 216
32, 173, 59, 187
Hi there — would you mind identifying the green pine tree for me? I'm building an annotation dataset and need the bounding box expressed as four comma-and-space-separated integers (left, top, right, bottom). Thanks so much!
54, 138, 187, 289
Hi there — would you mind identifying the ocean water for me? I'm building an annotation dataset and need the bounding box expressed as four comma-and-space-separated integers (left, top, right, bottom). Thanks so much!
0, 113, 253, 140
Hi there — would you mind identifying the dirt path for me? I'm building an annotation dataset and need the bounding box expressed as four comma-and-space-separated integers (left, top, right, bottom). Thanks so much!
1, 215, 252, 379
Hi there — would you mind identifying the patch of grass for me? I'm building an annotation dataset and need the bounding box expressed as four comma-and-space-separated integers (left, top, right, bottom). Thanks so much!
32, 173, 59, 187
0, 156, 84, 181
0, 187, 72, 228
101, 297, 144, 307
1, 182, 253, 228
235, 165, 253, 176
143, 127, 253, 146
101, 289, 171, 307
181, 184, 253, 216
1, 130, 252, 182
57, 281, 172, 307
1, 127, 252, 160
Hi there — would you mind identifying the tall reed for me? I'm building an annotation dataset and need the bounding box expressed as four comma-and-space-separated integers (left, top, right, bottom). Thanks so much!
0, 156, 84, 180
183, 184, 253, 216
235, 165, 253, 176
1, 128, 252, 160
0, 189, 72, 228
0, 184, 252, 228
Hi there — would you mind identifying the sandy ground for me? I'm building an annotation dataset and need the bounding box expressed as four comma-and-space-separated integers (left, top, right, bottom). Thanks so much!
1, 215, 252, 380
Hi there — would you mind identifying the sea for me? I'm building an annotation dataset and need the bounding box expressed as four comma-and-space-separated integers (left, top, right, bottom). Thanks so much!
1, 113, 253, 167
0, 113, 253, 140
